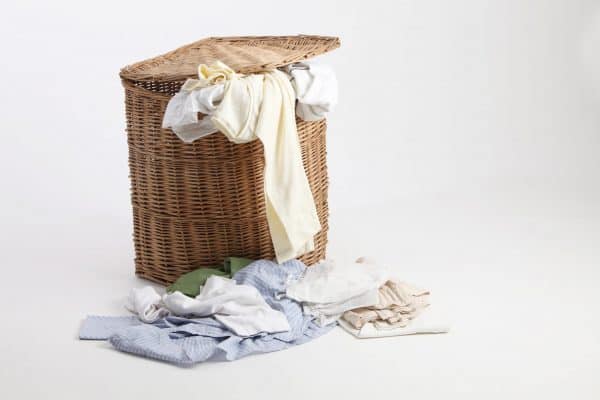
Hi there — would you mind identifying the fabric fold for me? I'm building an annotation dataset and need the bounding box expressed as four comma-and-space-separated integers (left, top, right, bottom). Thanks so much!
211, 70, 322, 263
286, 259, 389, 304
285, 258, 390, 325
161, 83, 224, 143
162, 275, 291, 337
284, 61, 338, 121
125, 287, 170, 323
338, 306, 451, 339
341, 280, 430, 330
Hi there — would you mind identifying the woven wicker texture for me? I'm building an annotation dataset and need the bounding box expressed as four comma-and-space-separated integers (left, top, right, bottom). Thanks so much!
121, 35, 340, 82
122, 35, 338, 285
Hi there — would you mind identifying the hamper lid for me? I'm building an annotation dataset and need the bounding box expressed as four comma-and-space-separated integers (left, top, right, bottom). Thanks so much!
120, 35, 340, 82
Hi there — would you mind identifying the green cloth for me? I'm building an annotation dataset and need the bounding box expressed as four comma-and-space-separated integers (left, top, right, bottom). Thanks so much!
223, 257, 254, 276
167, 257, 255, 297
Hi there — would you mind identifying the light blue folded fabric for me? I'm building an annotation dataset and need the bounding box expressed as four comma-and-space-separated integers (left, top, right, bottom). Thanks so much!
79, 316, 143, 340
79, 259, 335, 366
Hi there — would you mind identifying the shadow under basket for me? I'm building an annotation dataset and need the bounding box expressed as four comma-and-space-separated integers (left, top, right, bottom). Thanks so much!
120, 35, 340, 285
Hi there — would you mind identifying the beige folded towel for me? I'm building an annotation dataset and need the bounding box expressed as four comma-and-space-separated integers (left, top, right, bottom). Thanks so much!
342, 280, 430, 330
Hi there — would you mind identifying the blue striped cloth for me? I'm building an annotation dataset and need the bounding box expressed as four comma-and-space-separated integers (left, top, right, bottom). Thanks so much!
79, 259, 335, 366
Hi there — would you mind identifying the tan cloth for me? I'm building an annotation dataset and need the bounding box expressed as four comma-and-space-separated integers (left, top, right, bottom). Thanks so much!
342, 280, 430, 330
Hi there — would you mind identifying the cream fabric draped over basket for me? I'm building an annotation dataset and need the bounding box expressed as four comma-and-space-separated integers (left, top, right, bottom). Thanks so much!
120, 35, 340, 285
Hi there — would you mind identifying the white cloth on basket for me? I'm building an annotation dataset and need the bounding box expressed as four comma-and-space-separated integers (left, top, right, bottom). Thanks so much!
284, 61, 338, 121
161, 83, 225, 143
163, 60, 338, 141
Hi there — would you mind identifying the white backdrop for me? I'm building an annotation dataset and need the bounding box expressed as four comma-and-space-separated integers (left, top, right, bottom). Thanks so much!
1, 0, 599, 399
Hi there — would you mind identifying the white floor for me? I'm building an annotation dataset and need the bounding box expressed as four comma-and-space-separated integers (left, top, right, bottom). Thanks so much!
3, 0, 600, 397
1, 186, 599, 399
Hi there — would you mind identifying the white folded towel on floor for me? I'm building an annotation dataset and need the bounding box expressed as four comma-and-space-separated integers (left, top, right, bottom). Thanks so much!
302, 288, 380, 326
286, 259, 389, 304
338, 306, 451, 338
125, 286, 169, 323
286, 258, 389, 325
162, 275, 291, 337
285, 62, 338, 121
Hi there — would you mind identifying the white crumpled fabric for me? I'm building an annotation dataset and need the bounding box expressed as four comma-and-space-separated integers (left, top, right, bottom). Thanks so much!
125, 286, 169, 323
126, 275, 291, 337
161, 83, 225, 143
162, 61, 240, 143
163, 60, 339, 143
162, 275, 291, 337
285, 257, 390, 325
284, 61, 338, 121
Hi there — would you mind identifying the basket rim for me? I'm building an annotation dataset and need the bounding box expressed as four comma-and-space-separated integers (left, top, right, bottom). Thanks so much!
120, 34, 340, 82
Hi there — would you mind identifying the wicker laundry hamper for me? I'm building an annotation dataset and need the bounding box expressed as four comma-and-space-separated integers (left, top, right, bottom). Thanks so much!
120, 35, 340, 285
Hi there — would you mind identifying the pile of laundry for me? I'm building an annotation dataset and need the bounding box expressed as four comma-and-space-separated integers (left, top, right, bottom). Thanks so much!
286, 257, 449, 338
79, 61, 449, 366
79, 258, 450, 366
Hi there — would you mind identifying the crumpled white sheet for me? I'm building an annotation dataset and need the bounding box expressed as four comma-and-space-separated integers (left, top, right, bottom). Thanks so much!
126, 275, 291, 337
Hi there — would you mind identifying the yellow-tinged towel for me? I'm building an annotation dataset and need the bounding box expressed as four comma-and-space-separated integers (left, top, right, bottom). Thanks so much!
211, 69, 321, 263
